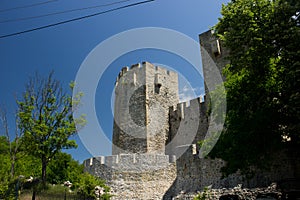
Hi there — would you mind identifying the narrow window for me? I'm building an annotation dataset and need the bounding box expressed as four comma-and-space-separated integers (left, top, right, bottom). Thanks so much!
155, 83, 161, 94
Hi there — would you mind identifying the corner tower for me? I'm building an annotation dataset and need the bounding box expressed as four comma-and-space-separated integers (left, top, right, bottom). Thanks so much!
112, 62, 179, 155
199, 30, 230, 95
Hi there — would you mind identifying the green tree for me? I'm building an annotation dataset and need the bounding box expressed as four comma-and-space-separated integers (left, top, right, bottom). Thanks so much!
47, 152, 111, 199
47, 152, 84, 184
0, 134, 41, 199
0, 108, 23, 179
17, 72, 85, 184
74, 172, 111, 200
210, 0, 300, 175
0, 136, 10, 198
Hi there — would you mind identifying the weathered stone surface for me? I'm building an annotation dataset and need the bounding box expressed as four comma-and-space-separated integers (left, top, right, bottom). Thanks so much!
172, 183, 282, 200
113, 62, 179, 155
199, 30, 230, 96
84, 154, 177, 200
83, 30, 300, 200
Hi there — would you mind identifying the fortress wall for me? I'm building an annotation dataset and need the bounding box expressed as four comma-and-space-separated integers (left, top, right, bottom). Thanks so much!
163, 30, 299, 198
165, 96, 228, 197
145, 63, 179, 154
166, 96, 208, 157
84, 154, 177, 200
83, 30, 300, 199
106, 163, 176, 200
166, 96, 297, 197
165, 146, 298, 199
164, 153, 229, 199
199, 30, 230, 95
84, 154, 175, 172
163, 30, 243, 193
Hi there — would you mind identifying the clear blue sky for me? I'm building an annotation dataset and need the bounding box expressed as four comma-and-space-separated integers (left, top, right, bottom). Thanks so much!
0, 0, 229, 162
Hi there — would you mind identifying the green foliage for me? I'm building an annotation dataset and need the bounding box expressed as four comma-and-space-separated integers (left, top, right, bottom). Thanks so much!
0, 136, 9, 154
0, 146, 111, 199
0, 180, 10, 199
47, 152, 112, 199
74, 172, 111, 200
0, 176, 28, 200
0, 137, 10, 181
47, 152, 84, 184
0, 136, 40, 199
21, 183, 73, 200
199, 84, 227, 158
15, 154, 41, 178
193, 187, 211, 200
47, 152, 73, 184
209, 0, 300, 176
48, 153, 111, 199
17, 71, 85, 183
0, 71, 110, 199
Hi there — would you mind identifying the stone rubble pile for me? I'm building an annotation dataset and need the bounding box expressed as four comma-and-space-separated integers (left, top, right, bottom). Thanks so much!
174, 183, 281, 200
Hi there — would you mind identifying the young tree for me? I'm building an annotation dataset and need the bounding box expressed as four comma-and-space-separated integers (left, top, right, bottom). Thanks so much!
0, 108, 22, 179
210, 0, 300, 175
0, 136, 10, 198
17, 71, 84, 184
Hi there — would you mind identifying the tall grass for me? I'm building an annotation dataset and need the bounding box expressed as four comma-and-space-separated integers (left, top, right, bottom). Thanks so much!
20, 184, 81, 200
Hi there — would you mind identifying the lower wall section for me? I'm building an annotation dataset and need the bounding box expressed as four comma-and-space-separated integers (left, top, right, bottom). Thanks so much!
164, 148, 298, 199
84, 153, 177, 200
173, 183, 281, 200
84, 150, 299, 199
107, 165, 176, 200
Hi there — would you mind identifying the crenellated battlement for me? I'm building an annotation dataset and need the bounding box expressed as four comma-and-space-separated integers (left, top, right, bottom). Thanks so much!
153, 64, 176, 77
115, 62, 142, 85
113, 61, 179, 155
115, 61, 177, 86
84, 153, 176, 171
166, 95, 209, 157
82, 30, 295, 200
169, 96, 206, 120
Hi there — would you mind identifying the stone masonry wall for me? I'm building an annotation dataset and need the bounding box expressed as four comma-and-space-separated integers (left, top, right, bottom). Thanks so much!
173, 183, 282, 200
84, 154, 177, 200
199, 30, 230, 96
164, 118, 300, 199
166, 96, 208, 158
145, 63, 179, 154
166, 96, 298, 198
84, 30, 299, 200
113, 62, 179, 155
113, 63, 148, 154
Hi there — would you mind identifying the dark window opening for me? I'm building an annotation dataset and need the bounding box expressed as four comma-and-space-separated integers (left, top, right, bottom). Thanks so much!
155, 83, 162, 94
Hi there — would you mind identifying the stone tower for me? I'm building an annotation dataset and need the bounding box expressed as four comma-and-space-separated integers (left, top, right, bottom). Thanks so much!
199, 30, 230, 95
112, 61, 179, 155
84, 31, 294, 199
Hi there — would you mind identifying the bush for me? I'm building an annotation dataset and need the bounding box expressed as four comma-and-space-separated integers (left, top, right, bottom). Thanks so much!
194, 187, 211, 200
74, 173, 111, 200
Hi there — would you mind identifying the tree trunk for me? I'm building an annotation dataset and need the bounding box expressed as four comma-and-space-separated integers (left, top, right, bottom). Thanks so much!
41, 157, 47, 185
32, 189, 36, 200
11, 155, 15, 178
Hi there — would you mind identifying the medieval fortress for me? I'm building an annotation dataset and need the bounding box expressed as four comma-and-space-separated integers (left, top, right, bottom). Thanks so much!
84, 31, 296, 199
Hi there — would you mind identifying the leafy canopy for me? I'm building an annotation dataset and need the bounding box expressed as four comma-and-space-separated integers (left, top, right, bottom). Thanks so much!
17, 71, 85, 183
209, 0, 300, 176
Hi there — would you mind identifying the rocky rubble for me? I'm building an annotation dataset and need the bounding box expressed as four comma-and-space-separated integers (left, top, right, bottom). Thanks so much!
174, 183, 281, 200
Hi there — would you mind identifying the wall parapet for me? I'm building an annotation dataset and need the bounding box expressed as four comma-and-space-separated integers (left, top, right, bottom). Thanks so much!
169, 96, 206, 120
84, 153, 176, 172
115, 61, 177, 86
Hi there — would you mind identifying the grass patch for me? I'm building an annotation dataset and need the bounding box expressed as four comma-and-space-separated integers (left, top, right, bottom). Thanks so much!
20, 184, 80, 200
